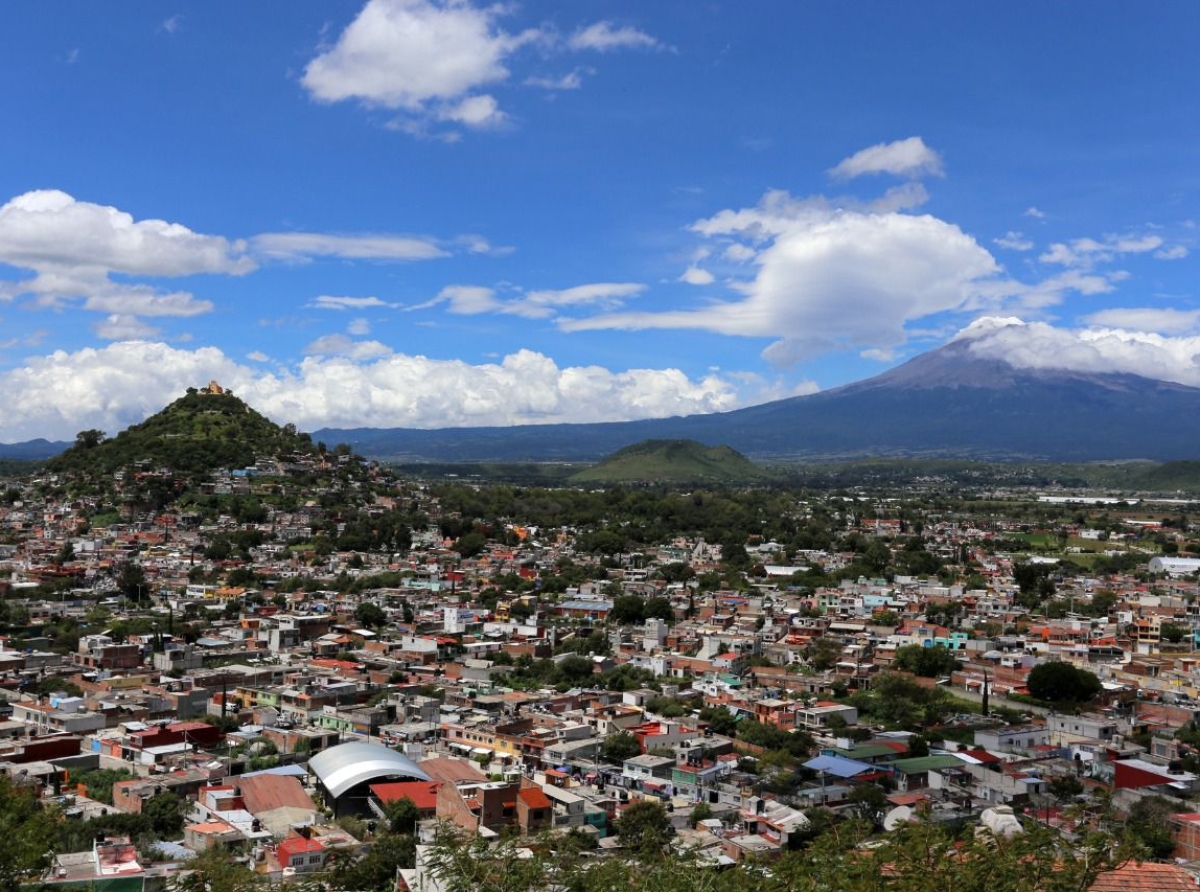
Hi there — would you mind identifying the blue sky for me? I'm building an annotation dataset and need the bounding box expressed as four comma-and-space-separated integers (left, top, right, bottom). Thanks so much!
1, 1, 1198, 442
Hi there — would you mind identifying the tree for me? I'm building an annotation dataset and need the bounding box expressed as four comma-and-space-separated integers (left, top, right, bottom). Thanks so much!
893, 643, 960, 678
74, 429, 106, 449
610, 595, 646, 625
1160, 623, 1186, 644
383, 796, 420, 835
601, 731, 641, 764
1126, 796, 1178, 859
355, 602, 388, 630
643, 597, 674, 622
0, 774, 59, 892
688, 801, 713, 827
455, 531, 488, 559
906, 734, 930, 758
614, 799, 672, 859
117, 561, 148, 601
846, 782, 889, 827
1026, 661, 1102, 704
143, 791, 186, 837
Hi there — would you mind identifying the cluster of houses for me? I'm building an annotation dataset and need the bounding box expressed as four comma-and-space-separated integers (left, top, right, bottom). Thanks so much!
2, 456, 1200, 886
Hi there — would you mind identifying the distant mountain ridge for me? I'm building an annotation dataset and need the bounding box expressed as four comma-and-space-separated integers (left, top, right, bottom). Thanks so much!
314, 341, 1200, 463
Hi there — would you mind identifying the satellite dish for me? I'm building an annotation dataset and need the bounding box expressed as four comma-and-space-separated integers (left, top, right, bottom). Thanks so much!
883, 806, 914, 832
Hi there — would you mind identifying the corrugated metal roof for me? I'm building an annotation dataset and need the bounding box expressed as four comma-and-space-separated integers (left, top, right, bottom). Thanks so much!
308, 741, 430, 799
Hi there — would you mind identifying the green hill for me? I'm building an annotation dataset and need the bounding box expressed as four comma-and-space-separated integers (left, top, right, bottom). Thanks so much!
47, 388, 317, 488
570, 439, 771, 485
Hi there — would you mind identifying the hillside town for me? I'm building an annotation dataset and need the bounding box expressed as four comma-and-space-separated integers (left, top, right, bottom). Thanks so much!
3, 431, 1200, 890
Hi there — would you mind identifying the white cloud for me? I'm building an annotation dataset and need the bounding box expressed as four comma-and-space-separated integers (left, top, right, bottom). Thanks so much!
723, 243, 757, 263
247, 351, 269, 363
413, 281, 645, 319
0, 190, 251, 278
828, 136, 944, 180
679, 266, 715, 286
302, 2, 662, 135
302, 0, 531, 107
303, 334, 393, 360
308, 295, 395, 311
94, 316, 161, 341
994, 231, 1033, 251
0, 189, 249, 318
958, 316, 1200, 386
1024, 206, 1046, 219
254, 231, 447, 261
0, 342, 745, 441
565, 189, 1000, 365
161, 15, 182, 34
83, 287, 213, 318
411, 284, 502, 315
568, 22, 661, 52
347, 317, 372, 336
437, 93, 506, 127
1155, 245, 1189, 260
1081, 307, 1200, 334
1039, 232, 1163, 268
512, 282, 645, 318
861, 347, 898, 362
525, 70, 586, 90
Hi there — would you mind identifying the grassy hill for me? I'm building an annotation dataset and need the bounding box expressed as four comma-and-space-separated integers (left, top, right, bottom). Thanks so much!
570, 439, 771, 485
47, 389, 316, 488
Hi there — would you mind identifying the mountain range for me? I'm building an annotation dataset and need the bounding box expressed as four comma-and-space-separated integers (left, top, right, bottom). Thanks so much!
5, 338, 1200, 464
311, 339, 1200, 463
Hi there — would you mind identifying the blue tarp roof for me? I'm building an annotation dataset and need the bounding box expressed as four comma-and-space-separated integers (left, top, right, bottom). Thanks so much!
803, 754, 877, 779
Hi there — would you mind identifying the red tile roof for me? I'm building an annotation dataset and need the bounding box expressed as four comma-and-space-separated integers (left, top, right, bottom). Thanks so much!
1089, 862, 1198, 891
518, 787, 552, 810
369, 780, 440, 811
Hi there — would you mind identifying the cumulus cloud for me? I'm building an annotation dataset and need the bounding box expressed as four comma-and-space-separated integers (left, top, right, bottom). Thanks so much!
565, 188, 1001, 365
301, 0, 531, 113
0, 190, 251, 278
302, 1, 661, 136
828, 136, 944, 180
994, 231, 1033, 251
254, 231, 447, 261
1024, 207, 1046, 219
957, 316, 1200, 386
679, 265, 715, 286
1039, 232, 1164, 268
568, 22, 661, 52
0, 189, 249, 319
0, 341, 744, 442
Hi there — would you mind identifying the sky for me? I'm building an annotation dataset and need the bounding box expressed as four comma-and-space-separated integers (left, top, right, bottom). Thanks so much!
1, 1, 1199, 443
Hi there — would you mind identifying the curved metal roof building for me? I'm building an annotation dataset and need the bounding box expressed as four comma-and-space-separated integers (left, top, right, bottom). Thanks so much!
308, 741, 431, 800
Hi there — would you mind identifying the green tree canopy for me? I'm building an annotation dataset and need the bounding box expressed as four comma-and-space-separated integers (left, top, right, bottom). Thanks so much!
893, 643, 961, 678
614, 799, 673, 860
601, 731, 642, 764
1026, 661, 1102, 704
0, 774, 58, 892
